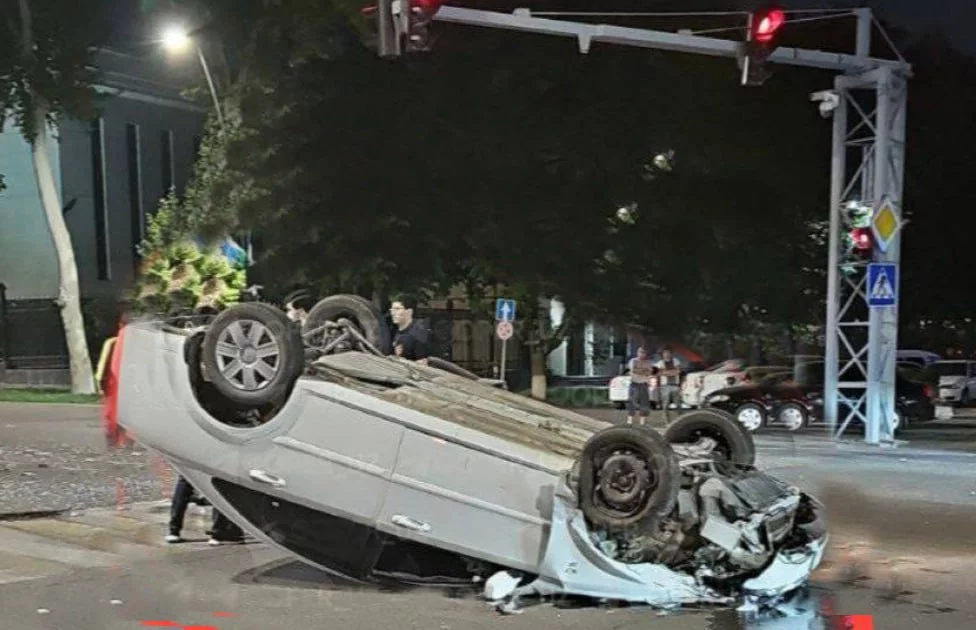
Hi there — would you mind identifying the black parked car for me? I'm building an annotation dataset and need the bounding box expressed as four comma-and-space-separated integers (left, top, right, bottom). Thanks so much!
702, 362, 935, 432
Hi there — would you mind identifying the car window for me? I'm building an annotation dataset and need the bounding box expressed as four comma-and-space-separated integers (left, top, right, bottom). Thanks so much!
932, 362, 968, 377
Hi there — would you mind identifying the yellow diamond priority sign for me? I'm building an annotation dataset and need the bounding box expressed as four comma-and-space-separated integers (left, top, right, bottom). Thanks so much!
871, 196, 901, 253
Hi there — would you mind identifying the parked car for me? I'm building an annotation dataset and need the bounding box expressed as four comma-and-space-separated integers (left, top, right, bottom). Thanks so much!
109, 295, 827, 611
607, 353, 699, 409
896, 349, 941, 368
931, 360, 976, 405
680, 361, 790, 408
702, 362, 935, 432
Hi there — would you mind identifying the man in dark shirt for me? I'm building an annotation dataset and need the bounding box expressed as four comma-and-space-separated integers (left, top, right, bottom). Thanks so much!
389, 294, 429, 363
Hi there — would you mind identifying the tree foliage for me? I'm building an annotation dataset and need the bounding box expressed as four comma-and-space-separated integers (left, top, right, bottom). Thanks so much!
0, 0, 105, 139
132, 191, 247, 315
169, 0, 976, 358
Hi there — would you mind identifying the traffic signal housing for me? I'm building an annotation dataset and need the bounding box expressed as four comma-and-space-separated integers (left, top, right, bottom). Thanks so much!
364, 0, 445, 57
840, 202, 875, 275
740, 6, 786, 86
404, 0, 445, 52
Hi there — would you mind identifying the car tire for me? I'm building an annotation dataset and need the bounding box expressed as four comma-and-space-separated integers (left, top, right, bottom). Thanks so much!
961, 388, 970, 406
664, 410, 756, 467
612, 401, 626, 410
733, 402, 766, 433
302, 294, 392, 355
777, 403, 808, 432
578, 425, 680, 532
201, 302, 304, 407
694, 408, 757, 466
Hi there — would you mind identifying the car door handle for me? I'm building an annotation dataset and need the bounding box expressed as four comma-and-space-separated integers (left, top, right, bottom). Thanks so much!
248, 469, 286, 488
391, 514, 431, 533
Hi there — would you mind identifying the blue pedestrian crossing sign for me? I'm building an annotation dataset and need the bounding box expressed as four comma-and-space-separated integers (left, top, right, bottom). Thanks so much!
495, 298, 517, 322
867, 263, 898, 307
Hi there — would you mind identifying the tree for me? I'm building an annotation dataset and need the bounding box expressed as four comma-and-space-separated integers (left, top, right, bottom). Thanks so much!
0, 0, 105, 393
131, 191, 247, 317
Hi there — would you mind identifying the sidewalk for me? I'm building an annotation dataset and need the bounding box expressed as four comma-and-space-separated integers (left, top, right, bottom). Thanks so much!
0, 500, 216, 586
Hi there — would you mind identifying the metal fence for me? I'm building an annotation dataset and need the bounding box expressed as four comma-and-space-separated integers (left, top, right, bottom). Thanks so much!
0, 283, 70, 369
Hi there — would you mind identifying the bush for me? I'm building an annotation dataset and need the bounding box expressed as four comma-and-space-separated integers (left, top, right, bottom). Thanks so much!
545, 386, 611, 409
130, 191, 247, 315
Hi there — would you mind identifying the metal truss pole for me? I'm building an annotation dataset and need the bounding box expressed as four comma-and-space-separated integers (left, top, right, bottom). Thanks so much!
824, 68, 908, 444
822, 74, 848, 438
866, 68, 907, 444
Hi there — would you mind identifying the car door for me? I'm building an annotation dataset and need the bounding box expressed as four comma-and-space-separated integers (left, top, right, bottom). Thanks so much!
231, 381, 405, 577
376, 419, 563, 575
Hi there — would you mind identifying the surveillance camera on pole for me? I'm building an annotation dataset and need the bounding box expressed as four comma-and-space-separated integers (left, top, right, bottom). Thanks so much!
810, 89, 841, 118
738, 5, 786, 86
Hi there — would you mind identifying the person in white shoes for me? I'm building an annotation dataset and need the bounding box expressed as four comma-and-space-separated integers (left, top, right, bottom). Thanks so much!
165, 476, 244, 545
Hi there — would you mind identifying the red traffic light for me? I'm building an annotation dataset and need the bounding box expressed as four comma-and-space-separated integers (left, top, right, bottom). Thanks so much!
753, 8, 785, 44
850, 227, 873, 251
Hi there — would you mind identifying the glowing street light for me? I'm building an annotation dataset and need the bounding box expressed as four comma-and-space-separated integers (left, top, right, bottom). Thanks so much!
159, 24, 223, 128
161, 25, 192, 53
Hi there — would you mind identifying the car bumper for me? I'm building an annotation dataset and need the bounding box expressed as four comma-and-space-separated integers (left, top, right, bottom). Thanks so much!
486, 481, 826, 610
938, 389, 963, 402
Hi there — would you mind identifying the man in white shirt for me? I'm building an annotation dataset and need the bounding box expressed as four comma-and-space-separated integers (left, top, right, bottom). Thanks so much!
626, 346, 655, 425
655, 345, 683, 423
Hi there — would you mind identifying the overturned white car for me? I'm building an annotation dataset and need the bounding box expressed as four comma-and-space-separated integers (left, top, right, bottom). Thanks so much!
111, 295, 826, 612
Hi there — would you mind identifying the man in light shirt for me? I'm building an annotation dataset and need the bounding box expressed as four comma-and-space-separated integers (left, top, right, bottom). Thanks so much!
626, 346, 655, 425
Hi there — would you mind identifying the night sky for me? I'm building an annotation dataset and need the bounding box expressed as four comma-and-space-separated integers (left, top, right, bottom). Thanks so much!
103, 0, 973, 55
782, 0, 976, 54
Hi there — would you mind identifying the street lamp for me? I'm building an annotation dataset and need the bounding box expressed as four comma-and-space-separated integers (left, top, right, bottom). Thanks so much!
160, 24, 224, 128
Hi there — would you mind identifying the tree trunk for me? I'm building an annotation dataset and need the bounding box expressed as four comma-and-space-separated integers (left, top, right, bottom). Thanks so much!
530, 344, 547, 400
32, 113, 95, 394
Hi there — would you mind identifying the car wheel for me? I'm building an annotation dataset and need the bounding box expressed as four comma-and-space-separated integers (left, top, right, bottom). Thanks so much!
201, 302, 304, 407
664, 411, 756, 467
612, 401, 626, 410
961, 388, 970, 406
694, 408, 757, 466
578, 426, 680, 532
734, 402, 766, 433
302, 294, 392, 355
777, 403, 808, 432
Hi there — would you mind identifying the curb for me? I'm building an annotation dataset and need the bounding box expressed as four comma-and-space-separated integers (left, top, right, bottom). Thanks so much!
0, 500, 171, 523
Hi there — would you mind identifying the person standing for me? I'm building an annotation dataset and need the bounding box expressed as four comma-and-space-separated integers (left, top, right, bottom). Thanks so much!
389, 294, 429, 364
655, 345, 683, 423
626, 346, 655, 425
166, 476, 244, 545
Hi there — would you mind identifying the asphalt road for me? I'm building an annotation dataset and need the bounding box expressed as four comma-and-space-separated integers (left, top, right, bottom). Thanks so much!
2, 402, 976, 628
0, 403, 169, 515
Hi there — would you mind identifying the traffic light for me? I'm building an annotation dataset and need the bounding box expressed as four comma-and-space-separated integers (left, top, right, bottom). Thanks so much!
363, 0, 445, 57
849, 227, 873, 253
841, 202, 874, 274
404, 0, 445, 53
740, 6, 786, 86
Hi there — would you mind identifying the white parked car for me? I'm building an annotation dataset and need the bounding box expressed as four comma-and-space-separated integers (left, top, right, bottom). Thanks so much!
608, 373, 660, 409
680, 361, 789, 408
110, 295, 827, 612
608, 354, 698, 409
932, 360, 976, 405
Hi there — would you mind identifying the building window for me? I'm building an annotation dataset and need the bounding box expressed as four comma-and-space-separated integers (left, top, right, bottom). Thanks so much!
161, 129, 174, 193
126, 124, 144, 261
90, 118, 110, 281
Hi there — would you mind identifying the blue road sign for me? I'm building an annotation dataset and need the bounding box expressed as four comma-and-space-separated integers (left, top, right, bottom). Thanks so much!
495, 298, 517, 322
867, 263, 898, 307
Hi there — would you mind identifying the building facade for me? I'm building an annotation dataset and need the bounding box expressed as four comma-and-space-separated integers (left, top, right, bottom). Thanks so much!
1, 49, 207, 373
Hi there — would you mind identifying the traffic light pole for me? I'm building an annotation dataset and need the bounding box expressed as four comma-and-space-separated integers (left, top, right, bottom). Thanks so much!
427, 6, 910, 445
823, 67, 908, 444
